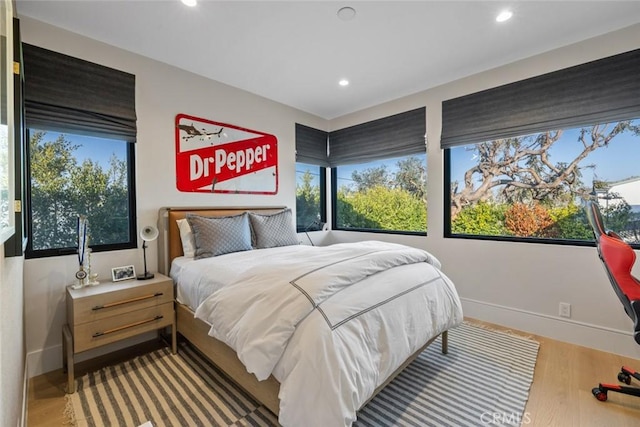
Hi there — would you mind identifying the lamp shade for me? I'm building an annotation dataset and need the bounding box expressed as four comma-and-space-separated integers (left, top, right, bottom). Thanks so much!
140, 225, 159, 242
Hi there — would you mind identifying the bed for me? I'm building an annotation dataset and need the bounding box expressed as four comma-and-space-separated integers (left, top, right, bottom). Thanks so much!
157, 206, 463, 427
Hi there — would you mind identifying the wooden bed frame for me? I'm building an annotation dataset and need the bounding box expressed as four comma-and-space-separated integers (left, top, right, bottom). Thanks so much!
157, 206, 449, 416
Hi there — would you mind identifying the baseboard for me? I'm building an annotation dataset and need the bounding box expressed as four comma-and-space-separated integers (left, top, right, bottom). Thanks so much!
21, 361, 28, 427
27, 344, 61, 378
461, 297, 640, 359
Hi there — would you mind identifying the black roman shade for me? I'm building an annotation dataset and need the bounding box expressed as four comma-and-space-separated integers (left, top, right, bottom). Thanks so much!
441, 48, 640, 148
329, 107, 426, 166
295, 123, 329, 167
23, 44, 137, 142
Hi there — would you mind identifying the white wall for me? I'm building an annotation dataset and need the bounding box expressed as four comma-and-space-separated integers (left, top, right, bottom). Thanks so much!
609, 178, 640, 207
0, 245, 25, 427
20, 16, 640, 379
20, 16, 326, 376
328, 23, 640, 358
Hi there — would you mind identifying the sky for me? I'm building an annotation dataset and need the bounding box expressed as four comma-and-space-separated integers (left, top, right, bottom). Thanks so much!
34, 130, 127, 170
448, 120, 640, 187
297, 154, 427, 190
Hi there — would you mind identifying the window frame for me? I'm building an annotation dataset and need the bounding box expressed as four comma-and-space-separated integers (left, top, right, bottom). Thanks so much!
24, 128, 137, 259
295, 162, 326, 233
328, 107, 427, 236
441, 49, 640, 249
331, 164, 427, 236
443, 141, 640, 250
4, 17, 26, 257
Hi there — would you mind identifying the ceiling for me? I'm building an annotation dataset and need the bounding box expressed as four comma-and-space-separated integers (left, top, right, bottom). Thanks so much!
15, 1, 640, 120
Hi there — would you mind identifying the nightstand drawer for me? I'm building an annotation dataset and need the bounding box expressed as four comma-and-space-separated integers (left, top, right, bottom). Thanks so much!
64, 273, 177, 393
72, 302, 174, 352
69, 280, 173, 325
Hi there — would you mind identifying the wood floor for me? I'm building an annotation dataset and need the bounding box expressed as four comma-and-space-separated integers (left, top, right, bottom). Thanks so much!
26, 318, 640, 426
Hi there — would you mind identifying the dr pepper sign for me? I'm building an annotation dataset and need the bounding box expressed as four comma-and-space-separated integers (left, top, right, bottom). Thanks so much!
175, 114, 278, 194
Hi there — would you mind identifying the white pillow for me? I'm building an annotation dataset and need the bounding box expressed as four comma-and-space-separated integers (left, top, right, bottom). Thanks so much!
176, 218, 196, 258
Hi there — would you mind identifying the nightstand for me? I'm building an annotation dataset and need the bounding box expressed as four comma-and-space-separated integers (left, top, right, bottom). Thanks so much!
62, 273, 176, 393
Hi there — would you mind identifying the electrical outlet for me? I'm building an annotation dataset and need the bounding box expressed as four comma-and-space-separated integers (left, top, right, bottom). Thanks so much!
559, 302, 571, 318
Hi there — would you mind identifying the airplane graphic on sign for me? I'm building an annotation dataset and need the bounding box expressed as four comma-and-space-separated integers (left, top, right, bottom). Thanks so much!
175, 114, 278, 194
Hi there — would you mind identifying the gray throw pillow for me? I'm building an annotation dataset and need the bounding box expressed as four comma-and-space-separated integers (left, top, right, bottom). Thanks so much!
249, 209, 299, 249
186, 213, 253, 259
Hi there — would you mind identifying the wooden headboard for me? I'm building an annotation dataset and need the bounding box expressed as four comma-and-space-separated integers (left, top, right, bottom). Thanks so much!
157, 206, 286, 275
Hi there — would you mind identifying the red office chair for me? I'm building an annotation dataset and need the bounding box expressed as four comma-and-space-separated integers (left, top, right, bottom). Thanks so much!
586, 201, 640, 401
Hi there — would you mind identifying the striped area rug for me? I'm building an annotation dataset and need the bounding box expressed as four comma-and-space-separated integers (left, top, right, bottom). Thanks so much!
66, 343, 277, 427
355, 322, 539, 427
67, 322, 539, 427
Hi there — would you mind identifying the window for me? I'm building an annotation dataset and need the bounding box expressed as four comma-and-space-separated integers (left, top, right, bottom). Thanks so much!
23, 44, 137, 258
442, 48, 640, 247
296, 162, 325, 232
5, 17, 26, 257
27, 129, 136, 255
446, 120, 640, 246
295, 124, 328, 232
334, 154, 426, 233
329, 107, 427, 234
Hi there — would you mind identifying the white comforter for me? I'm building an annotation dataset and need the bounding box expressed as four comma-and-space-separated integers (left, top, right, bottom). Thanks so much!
191, 241, 463, 426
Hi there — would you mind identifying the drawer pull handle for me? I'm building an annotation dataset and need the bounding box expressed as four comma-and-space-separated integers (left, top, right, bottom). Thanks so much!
92, 315, 164, 338
92, 292, 164, 311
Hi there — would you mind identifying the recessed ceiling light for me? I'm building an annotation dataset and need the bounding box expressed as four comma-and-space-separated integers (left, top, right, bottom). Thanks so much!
338, 79, 350, 87
337, 7, 356, 21
182, 0, 197, 7
496, 10, 513, 22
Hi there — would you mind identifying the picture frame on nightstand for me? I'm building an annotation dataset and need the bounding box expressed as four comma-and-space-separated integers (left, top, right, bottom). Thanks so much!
111, 265, 136, 282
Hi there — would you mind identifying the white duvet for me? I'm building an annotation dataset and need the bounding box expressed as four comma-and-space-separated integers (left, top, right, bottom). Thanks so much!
179, 241, 463, 426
